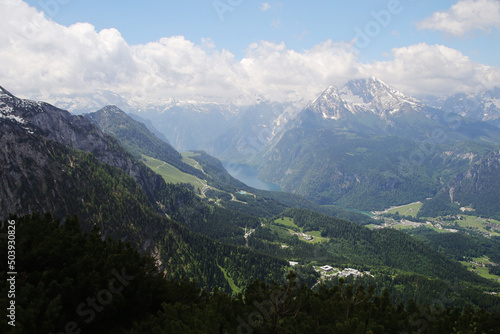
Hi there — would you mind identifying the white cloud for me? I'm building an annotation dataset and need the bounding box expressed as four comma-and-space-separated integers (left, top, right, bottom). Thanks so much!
260, 2, 271, 12
1, 1, 499, 106
0, 0, 138, 97
241, 40, 361, 102
417, 0, 500, 37
364, 43, 500, 96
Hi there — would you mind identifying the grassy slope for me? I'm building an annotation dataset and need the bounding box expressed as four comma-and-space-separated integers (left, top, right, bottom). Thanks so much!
142, 155, 206, 192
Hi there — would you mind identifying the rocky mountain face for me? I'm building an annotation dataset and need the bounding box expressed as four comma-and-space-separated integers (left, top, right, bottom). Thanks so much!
0, 124, 72, 218
0, 121, 166, 244
307, 85, 350, 120
0, 87, 166, 243
0, 86, 166, 205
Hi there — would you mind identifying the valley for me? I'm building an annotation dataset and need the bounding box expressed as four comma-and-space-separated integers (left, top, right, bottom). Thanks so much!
3, 82, 500, 332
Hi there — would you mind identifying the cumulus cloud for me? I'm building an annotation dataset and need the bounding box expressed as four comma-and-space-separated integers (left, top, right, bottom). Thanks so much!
241, 40, 361, 102
416, 0, 500, 37
0, 0, 137, 97
0, 0, 361, 103
0, 0, 499, 105
364, 43, 500, 96
0, 1, 242, 101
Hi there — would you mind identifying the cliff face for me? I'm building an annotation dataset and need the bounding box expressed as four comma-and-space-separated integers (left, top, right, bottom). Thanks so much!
0, 125, 67, 218
0, 86, 166, 211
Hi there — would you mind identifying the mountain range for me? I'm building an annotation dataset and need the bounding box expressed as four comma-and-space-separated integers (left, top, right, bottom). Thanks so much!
2, 79, 500, 330
255, 78, 500, 212
8, 76, 500, 214
426, 87, 500, 126
45, 78, 500, 156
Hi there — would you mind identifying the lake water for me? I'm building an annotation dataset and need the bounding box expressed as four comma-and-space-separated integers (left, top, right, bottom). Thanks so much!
223, 162, 282, 192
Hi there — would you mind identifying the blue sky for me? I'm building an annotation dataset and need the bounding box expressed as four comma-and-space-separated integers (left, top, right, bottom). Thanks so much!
2, 0, 500, 103
22, 0, 498, 65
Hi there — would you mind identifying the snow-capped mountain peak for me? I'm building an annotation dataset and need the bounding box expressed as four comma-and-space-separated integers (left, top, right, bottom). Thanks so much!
339, 77, 421, 116
309, 77, 425, 120
0, 85, 45, 130
308, 85, 350, 120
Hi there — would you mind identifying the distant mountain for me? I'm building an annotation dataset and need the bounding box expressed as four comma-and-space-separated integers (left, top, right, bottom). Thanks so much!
256, 78, 500, 210
45, 82, 500, 167
298, 77, 459, 139
47, 90, 304, 162
310, 77, 426, 120
46, 90, 132, 115
133, 100, 302, 161
134, 101, 235, 152
212, 101, 295, 161
427, 87, 500, 126
128, 113, 172, 145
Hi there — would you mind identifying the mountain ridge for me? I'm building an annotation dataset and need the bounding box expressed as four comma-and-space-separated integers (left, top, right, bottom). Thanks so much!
86, 105, 206, 179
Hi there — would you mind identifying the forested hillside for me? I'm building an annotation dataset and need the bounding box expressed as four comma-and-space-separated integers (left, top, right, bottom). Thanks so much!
2, 214, 500, 334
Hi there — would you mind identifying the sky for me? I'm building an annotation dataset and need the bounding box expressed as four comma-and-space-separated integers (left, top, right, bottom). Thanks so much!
1, 0, 500, 105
